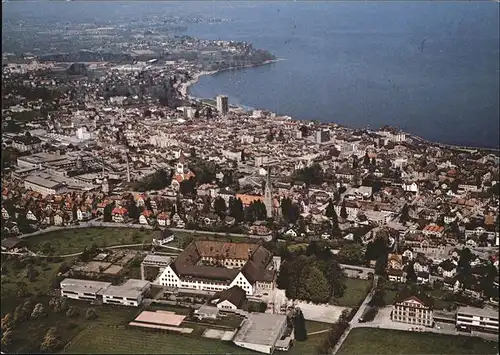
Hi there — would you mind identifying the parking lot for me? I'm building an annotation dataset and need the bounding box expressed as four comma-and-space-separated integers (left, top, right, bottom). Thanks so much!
294, 301, 349, 324
356, 307, 498, 342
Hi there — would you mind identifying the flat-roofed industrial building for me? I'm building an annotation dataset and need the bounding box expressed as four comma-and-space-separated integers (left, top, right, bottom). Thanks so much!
232, 313, 289, 354
60, 278, 151, 307
60, 278, 112, 302
456, 306, 498, 334
102, 279, 151, 307
24, 175, 68, 197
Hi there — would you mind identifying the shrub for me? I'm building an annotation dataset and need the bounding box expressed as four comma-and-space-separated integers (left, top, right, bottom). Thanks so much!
49, 297, 69, 313
1, 329, 13, 349
1, 313, 13, 332
40, 327, 63, 353
31, 303, 47, 320
66, 306, 80, 318
85, 308, 98, 320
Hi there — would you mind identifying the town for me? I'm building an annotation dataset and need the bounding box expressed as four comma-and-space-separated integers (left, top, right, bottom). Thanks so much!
1, 12, 499, 355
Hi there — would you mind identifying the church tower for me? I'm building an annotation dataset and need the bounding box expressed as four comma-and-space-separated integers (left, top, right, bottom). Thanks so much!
102, 178, 109, 194
264, 167, 273, 219
176, 150, 187, 174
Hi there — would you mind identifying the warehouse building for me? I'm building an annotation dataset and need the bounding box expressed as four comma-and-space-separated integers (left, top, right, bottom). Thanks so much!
232, 313, 290, 354
456, 306, 498, 334
60, 278, 151, 307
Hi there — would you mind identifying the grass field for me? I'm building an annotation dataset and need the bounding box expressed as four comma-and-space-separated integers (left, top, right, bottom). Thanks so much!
25, 228, 156, 255
306, 320, 331, 334
2, 296, 138, 354
337, 328, 499, 355
333, 278, 372, 307
63, 324, 257, 354
289, 333, 325, 355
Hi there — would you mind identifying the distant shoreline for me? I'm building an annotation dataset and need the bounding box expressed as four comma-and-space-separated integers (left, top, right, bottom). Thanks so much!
179, 58, 284, 100
180, 59, 499, 154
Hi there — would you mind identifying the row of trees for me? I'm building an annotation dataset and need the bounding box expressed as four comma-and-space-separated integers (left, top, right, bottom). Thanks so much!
213, 197, 268, 223
1, 298, 99, 352
277, 241, 347, 303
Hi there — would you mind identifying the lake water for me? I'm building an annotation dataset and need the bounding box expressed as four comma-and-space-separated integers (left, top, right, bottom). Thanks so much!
3, 1, 499, 148
185, 2, 499, 148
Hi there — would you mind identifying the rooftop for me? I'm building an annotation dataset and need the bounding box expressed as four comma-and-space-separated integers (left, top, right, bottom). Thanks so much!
103, 279, 150, 299
142, 254, 174, 265
25, 175, 64, 189
457, 306, 499, 319
233, 313, 287, 347
60, 278, 112, 295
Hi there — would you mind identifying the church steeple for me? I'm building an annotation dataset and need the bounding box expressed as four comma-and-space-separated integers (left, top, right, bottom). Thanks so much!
264, 167, 273, 219
176, 150, 187, 174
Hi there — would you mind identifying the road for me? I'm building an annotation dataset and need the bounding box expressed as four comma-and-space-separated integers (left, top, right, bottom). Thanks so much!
1, 243, 181, 259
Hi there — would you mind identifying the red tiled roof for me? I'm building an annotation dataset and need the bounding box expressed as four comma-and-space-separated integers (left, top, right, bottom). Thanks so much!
112, 207, 128, 215
235, 194, 264, 206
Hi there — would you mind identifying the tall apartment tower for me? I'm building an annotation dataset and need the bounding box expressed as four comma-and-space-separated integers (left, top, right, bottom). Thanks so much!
216, 95, 229, 115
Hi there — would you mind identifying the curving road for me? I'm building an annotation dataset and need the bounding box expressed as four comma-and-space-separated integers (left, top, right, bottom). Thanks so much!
1, 243, 181, 259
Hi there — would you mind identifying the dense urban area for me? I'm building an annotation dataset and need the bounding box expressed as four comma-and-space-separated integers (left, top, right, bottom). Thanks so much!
1, 8, 499, 355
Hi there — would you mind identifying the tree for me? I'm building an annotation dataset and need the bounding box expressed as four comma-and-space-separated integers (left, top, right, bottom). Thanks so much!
370, 289, 386, 307
457, 248, 473, 284
17, 282, 29, 298
103, 203, 112, 222
338, 244, 364, 266
180, 177, 196, 196
66, 306, 80, 318
340, 200, 348, 220
40, 327, 63, 353
13, 304, 29, 324
281, 197, 292, 221
480, 263, 498, 299
363, 151, 370, 166
324, 260, 347, 298
213, 197, 227, 219
266, 130, 274, 142
406, 262, 417, 283
41, 242, 54, 255
293, 309, 308, 341
286, 204, 300, 224
229, 198, 244, 223
304, 266, 330, 303
293, 163, 324, 186
22, 301, 34, 318
399, 204, 410, 224
325, 199, 340, 234
245, 201, 267, 222
1, 329, 13, 349
31, 303, 47, 320
49, 297, 69, 313
26, 264, 39, 282
72, 204, 78, 221
206, 106, 213, 119
1, 313, 13, 332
